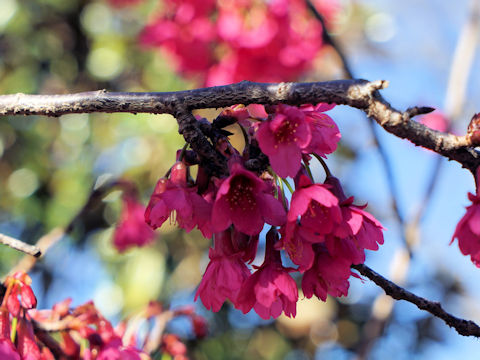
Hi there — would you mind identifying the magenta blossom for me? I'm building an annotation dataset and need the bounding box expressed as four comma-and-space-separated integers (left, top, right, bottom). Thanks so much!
452, 191, 480, 266
300, 103, 341, 157
195, 230, 251, 312
288, 174, 342, 236
302, 245, 351, 301
0, 309, 20, 360
257, 104, 311, 178
145, 162, 213, 238
277, 175, 341, 272
113, 195, 155, 252
324, 176, 384, 264
277, 221, 316, 273
211, 162, 286, 235
235, 229, 298, 319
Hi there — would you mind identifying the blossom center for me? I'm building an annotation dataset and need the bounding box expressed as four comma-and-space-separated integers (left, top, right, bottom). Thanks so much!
274, 120, 299, 146
228, 176, 257, 211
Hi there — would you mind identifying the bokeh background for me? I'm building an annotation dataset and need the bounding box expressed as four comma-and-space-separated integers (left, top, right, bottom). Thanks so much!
0, 0, 479, 359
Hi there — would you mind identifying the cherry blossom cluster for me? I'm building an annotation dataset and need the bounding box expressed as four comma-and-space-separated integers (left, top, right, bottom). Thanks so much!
140, 103, 385, 319
134, 0, 338, 86
0, 271, 206, 359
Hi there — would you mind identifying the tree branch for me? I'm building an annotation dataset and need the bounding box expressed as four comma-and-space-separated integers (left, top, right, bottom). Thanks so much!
0, 233, 41, 257
0, 80, 477, 169
352, 264, 480, 337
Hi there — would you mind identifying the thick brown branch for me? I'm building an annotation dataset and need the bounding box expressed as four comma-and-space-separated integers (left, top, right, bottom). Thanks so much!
174, 107, 228, 177
0, 80, 477, 169
352, 264, 480, 337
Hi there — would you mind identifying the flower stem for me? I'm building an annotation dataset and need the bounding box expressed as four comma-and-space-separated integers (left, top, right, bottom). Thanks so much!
313, 153, 332, 178
10, 316, 17, 343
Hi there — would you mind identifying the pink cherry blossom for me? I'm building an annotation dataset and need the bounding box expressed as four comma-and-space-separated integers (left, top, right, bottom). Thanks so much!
300, 103, 341, 157
145, 162, 213, 238
277, 221, 316, 273
257, 105, 312, 178
211, 162, 286, 235
113, 195, 155, 252
452, 191, 480, 266
17, 317, 41, 360
324, 176, 385, 264
302, 245, 351, 301
0, 308, 20, 360
288, 174, 342, 235
195, 230, 251, 312
235, 229, 298, 319
420, 111, 449, 132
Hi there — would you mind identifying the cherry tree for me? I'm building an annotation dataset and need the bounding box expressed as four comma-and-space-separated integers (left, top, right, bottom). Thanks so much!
0, 0, 479, 358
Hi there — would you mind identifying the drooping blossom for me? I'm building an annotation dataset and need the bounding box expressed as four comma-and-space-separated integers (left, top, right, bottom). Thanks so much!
235, 229, 298, 319
257, 105, 311, 178
451, 169, 480, 266
145, 161, 213, 238
278, 221, 316, 272
288, 174, 342, 237
3, 272, 37, 317
195, 229, 251, 312
16, 316, 41, 360
300, 103, 341, 157
277, 174, 341, 271
302, 245, 352, 301
230, 228, 259, 264
211, 162, 286, 235
0, 308, 20, 360
324, 176, 384, 265
113, 195, 155, 252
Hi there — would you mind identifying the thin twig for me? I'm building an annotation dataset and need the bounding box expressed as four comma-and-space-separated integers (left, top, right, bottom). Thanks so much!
352, 264, 480, 337
0, 233, 41, 257
304, 0, 354, 79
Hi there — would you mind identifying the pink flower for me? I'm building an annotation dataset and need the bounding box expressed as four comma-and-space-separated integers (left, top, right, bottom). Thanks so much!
302, 245, 351, 301
211, 162, 286, 235
230, 229, 259, 264
420, 111, 449, 132
195, 230, 251, 312
0, 308, 20, 360
452, 191, 480, 266
0, 340, 20, 360
277, 222, 316, 273
139, 0, 216, 77
97, 339, 143, 360
113, 195, 155, 252
300, 103, 340, 157
257, 105, 312, 178
324, 176, 385, 264
3, 272, 37, 317
288, 174, 342, 236
235, 229, 298, 319
17, 317, 41, 360
145, 162, 213, 238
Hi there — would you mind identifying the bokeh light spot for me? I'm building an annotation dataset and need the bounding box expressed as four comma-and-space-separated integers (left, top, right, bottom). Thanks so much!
8, 168, 39, 198
365, 13, 397, 43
